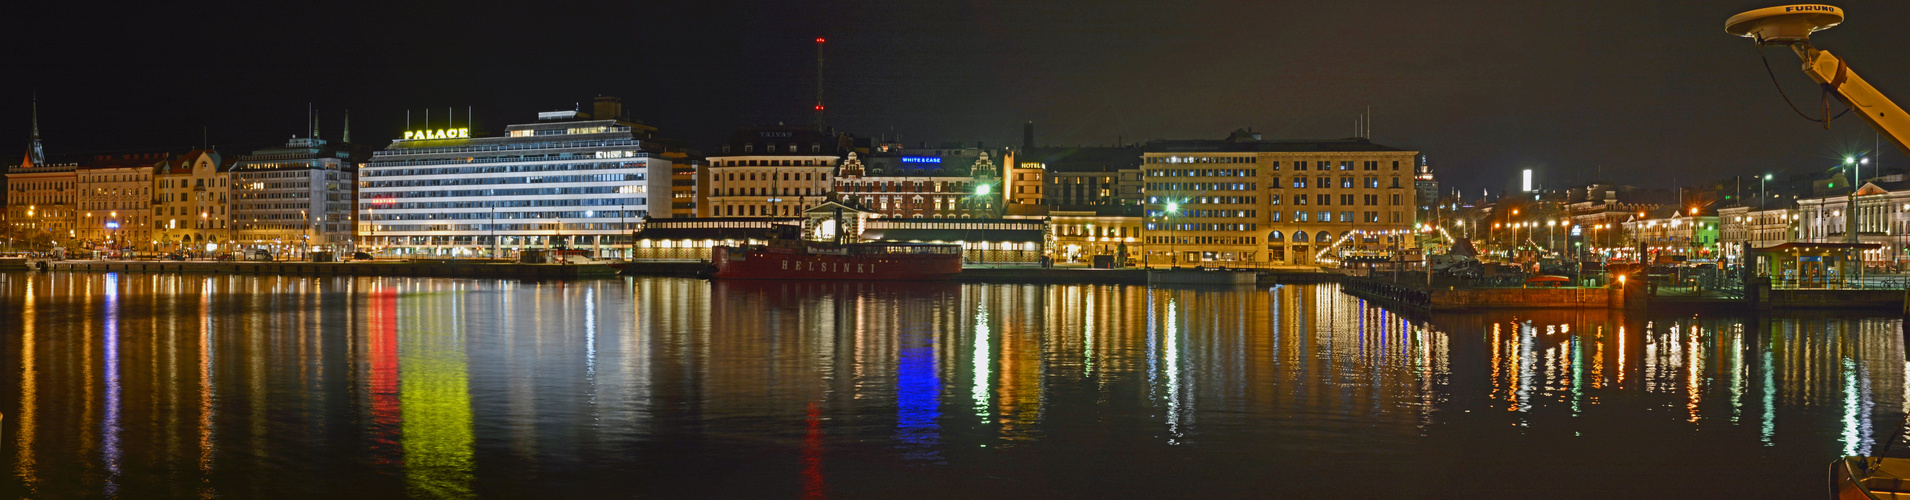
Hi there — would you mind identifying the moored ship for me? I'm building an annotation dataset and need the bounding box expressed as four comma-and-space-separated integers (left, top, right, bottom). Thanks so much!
712, 239, 962, 280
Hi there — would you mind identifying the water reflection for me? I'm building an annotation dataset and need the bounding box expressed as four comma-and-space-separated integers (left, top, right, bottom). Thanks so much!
0, 274, 1904, 498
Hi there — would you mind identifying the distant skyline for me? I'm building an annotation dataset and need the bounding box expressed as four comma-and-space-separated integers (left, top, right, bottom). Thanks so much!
6, 0, 1910, 195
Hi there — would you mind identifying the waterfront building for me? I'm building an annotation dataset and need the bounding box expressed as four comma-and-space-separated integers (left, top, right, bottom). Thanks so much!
1048, 206, 1143, 265
631, 215, 1045, 263
1563, 184, 1665, 255
833, 146, 1002, 219
1622, 206, 1720, 262
1019, 146, 1144, 209
1141, 129, 1419, 267
153, 149, 233, 252
360, 109, 667, 258
5, 97, 80, 249
76, 153, 165, 253
1795, 181, 1910, 268
4, 157, 77, 246
704, 126, 847, 218
1004, 157, 1046, 216
1718, 205, 1799, 264
231, 137, 359, 256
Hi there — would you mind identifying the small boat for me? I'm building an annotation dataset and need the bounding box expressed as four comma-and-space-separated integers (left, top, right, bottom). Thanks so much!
711, 225, 961, 281
1833, 456, 1910, 499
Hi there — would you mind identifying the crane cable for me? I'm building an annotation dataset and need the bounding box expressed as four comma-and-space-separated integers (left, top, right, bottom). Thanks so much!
1760, 49, 1853, 123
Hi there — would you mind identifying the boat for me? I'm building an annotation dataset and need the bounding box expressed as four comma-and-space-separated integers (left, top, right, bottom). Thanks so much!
711, 225, 962, 281
1834, 456, 1910, 499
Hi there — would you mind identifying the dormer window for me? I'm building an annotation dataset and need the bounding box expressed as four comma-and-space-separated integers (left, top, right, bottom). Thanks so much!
811, 143, 822, 153
743, 144, 753, 153
789, 143, 798, 153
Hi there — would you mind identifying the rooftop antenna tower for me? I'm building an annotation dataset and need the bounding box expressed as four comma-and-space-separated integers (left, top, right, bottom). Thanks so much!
814, 36, 826, 129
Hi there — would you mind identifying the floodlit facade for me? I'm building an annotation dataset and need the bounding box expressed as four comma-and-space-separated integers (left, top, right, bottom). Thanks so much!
231, 137, 359, 256
705, 126, 845, 218
76, 153, 164, 253
359, 110, 667, 258
153, 150, 233, 252
834, 147, 1002, 218
1141, 130, 1419, 267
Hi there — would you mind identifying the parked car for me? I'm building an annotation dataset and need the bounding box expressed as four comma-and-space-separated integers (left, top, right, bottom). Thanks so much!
352, 251, 374, 261
246, 249, 274, 262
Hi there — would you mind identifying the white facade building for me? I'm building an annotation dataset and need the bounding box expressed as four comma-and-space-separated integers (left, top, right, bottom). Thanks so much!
358, 111, 668, 258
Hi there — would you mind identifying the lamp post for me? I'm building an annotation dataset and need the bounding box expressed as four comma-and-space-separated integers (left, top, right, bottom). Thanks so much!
1760, 174, 1772, 210
1165, 200, 1180, 267
966, 183, 993, 263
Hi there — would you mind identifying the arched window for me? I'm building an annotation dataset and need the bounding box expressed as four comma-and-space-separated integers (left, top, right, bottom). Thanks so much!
1293, 232, 1308, 243
1316, 231, 1332, 243
1268, 230, 1284, 242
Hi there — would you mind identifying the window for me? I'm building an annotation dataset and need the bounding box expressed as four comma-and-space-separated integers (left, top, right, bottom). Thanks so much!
1295, 161, 1307, 171
1293, 178, 1307, 188
1391, 177, 1401, 188
1365, 177, 1379, 188
1341, 194, 1354, 205
1316, 161, 1330, 170
1269, 161, 1280, 171
1319, 211, 1332, 222
1316, 194, 1330, 205
1391, 212, 1401, 223
1364, 211, 1379, 222
1269, 176, 1280, 187
1392, 161, 1400, 170
1390, 194, 1400, 205
1270, 212, 1282, 222
1339, 161, 1352, 171
1341, 177, 1354, 188
1318, 176, 1330, 188
1295, 211, 1308, 222
1340, 211, 1353, 222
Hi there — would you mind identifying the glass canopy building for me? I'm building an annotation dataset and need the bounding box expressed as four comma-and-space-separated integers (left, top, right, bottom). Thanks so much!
358, 111, 670, 258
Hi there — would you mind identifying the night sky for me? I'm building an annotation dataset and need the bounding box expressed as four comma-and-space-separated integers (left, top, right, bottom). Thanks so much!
6, 0, 1909, 194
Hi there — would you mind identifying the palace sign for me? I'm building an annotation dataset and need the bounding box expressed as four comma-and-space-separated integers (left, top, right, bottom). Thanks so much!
402, 128, 470, 141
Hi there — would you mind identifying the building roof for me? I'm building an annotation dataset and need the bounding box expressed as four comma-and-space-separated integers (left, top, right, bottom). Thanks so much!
713, 126, 847, 158
80, 152, 172, 171
1022, 146, 1142, 173
1143, 135, 1412, 153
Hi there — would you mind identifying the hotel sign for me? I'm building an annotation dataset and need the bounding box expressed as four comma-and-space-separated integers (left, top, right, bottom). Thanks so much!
402, 128, 470, 141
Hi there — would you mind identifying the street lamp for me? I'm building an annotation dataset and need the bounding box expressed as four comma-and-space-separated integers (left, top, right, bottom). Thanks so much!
1165, 201, 1180, 267
1761, 174, 1772, 210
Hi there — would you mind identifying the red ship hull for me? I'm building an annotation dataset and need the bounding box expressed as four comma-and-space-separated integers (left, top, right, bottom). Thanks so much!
712, 245, 962, 280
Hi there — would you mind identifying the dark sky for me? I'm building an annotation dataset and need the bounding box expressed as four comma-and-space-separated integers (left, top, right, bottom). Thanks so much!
6, 0, 1909, 195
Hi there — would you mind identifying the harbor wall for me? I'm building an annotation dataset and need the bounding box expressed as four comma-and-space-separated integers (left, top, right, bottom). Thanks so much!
31, 260, 617, 279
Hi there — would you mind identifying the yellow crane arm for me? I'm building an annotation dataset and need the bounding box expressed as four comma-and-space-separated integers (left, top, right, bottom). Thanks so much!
1792, 46, 1910, 156
1727, 5, 1910, 156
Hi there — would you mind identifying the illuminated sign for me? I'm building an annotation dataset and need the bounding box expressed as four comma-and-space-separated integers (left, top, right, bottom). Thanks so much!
402, 128, 470, 141
1019, 162, 1043, 169
901, 157, 941, 164
105, 221, 120, 229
